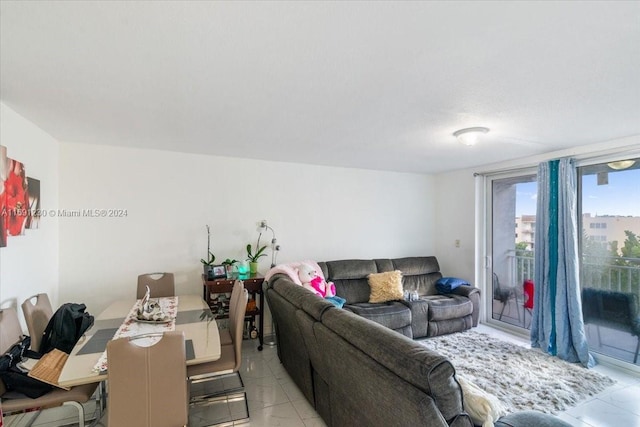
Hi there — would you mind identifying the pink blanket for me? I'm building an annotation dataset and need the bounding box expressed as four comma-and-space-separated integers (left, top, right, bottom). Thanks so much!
265, 260, 326, 285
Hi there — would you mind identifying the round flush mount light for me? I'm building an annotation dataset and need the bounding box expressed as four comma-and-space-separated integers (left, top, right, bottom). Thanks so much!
453, 127, 490, 146
607, 160, 635, 170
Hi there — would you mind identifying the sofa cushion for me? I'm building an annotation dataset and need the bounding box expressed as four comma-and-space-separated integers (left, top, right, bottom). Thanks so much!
494, 410, 572, 427
368, 270, 403, 303
428, 316, 474, 337
324, 259, 378, 304
344, 301, 411, 331
391, 256, 443, 295
424, 294, 473, 321
392, 256, 441, 275
326, 259, 378, 280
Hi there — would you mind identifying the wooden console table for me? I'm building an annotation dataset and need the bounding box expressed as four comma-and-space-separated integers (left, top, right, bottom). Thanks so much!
202, 274, 266, 351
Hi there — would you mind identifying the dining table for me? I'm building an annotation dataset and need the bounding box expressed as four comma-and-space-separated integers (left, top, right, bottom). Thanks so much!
57, 294, 221, 388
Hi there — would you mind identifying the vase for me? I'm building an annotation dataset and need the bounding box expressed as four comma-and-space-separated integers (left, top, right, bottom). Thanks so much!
225, 264, 235, 278
203, 264, 215, 280
249, 262, 259, 274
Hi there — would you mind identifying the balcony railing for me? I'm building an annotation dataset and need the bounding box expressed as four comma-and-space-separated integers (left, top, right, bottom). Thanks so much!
506, 250, 640, 294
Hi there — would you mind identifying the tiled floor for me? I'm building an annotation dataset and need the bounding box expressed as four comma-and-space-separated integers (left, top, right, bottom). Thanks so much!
3, 326, 640, 427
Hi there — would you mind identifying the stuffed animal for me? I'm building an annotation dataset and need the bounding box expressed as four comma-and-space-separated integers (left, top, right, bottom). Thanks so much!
297, 263, 336, 298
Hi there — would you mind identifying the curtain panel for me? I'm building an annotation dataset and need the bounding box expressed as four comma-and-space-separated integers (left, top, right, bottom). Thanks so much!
531, 158, 594, 367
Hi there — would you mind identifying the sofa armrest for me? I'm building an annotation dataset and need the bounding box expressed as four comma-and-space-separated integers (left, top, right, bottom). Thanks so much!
451, 284, 478, 298
452, 285, 480, 327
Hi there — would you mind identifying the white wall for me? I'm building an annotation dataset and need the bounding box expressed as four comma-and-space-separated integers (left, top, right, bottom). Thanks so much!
433, 169, 476, 282
0, 103, 60, 320
58, 142, 436, 316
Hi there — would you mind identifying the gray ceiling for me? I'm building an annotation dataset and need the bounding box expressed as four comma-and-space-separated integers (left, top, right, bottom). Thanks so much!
1, 1, 639, 174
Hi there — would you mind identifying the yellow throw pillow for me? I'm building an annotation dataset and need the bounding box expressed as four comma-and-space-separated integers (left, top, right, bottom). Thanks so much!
368, 270, 403, 303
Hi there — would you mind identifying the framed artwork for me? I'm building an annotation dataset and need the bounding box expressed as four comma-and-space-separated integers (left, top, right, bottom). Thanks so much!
212, 265, 227, 279
26, 177, 40, 229
5, 158, 28, 236
0, 145, 6, 247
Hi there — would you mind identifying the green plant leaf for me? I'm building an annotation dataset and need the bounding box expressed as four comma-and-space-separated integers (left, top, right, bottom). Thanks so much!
246, 243, 268, 262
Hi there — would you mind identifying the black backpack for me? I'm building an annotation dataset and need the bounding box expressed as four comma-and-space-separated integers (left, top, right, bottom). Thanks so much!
39, 303, 95, 354
0, 335, 52, 398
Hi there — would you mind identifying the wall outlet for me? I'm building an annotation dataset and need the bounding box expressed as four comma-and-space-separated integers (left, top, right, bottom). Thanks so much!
455, 239, 461, 248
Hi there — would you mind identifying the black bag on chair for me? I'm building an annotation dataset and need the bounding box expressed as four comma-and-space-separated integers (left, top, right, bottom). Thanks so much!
39, 303, 94, 354
0, 336, 52, 398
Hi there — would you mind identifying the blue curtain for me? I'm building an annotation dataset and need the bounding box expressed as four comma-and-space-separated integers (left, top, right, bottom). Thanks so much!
531, 158, 594, 367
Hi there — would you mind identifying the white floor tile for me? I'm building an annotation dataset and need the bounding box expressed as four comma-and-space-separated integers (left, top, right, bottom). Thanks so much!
596, 384, 640, 416
566, 398, 640, 427
291, 398, 318, 420
556, 413, 595, 427
302, 417, 328, 427
244, 375, 291, 412
280, 380, 306, 402
245, 401, 305, 427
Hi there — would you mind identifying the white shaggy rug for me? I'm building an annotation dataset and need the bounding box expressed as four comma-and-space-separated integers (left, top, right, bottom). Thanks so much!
418, 330, 616, 414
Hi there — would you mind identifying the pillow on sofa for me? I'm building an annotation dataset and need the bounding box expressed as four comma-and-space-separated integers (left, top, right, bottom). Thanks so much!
368, 270, 403, 303
457, 375, 507, 427
435, 277, 469, 294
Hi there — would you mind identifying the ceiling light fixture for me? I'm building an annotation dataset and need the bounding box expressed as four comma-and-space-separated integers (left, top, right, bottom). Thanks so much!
607, 160, 635, 170
453, 127, 490, 146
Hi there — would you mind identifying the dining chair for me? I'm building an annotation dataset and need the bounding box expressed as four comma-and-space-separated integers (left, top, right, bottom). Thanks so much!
106, 331, 188, 427
21, 294, 54, 353
0, 307, 98, 427
188, 280, 248, 409
136, 272, 175, 299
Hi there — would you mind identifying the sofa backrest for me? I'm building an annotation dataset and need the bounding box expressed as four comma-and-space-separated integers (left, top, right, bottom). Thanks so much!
320, 256, 444, 304
392, 256, 443, 295
319, 259, 378, 304
266, 275, 320, 403
321, 308, 468, 425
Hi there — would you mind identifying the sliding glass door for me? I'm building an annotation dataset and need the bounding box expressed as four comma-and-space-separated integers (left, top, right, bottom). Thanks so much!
484, 156, 639, 366
578, 158, 640, 365
489, 173, 537, 329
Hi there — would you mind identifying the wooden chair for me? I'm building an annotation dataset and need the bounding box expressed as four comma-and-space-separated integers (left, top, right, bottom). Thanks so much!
0, 307, 98, 427
188, 280, 248, 414
107, 331, 188, 427
136, 272, 175, 299
21, 294, 54, 353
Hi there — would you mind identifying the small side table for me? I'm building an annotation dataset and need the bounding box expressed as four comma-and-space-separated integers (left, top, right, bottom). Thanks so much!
202, 274, 266, 351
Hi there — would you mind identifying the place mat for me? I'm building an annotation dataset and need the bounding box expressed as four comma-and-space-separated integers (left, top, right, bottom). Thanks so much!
76, 328, 119, 355
176, 308, 215, 325
28, 349, 71, 390
185, 339, 195, 361
92, 296, 178, 373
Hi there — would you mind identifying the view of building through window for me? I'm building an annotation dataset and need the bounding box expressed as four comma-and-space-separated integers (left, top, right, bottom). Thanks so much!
492, 158, 640, 366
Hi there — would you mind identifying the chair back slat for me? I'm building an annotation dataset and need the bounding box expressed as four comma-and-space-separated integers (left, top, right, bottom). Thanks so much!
136, 273, 175, 299
107, 331, 187, 427
21, 293, 54, 352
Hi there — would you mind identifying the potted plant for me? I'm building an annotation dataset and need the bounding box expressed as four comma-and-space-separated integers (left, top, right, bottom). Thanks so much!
200, 225, 216, 279
246, 243, 267, 274
222, 258, 238, 277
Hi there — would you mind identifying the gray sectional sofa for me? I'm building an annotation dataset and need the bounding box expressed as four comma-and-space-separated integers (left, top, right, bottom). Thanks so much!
264, 256, 570, 427
317, 256, 479, 338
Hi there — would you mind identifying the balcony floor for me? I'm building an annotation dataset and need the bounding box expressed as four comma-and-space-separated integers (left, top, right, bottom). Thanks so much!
492, 299, 640, 366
